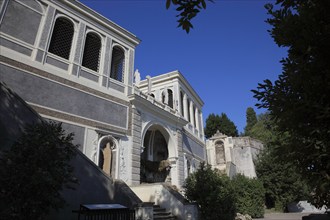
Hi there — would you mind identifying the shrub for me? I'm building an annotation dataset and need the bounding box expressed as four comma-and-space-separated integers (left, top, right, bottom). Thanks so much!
0, 121, 78, 220
184, 163, 236, 220
232, 174, 265, 218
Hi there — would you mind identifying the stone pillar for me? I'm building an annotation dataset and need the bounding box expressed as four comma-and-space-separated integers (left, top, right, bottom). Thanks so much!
189, 101, 195, 127
200, 112, 204, 137
183, 93, 189, 121
168, 157, 179, 187
177, 90, 182, 115
195, 108, 200, 131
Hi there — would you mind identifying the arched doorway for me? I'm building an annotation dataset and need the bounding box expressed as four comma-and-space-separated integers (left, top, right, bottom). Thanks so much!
140, 125, 171, 183
97, 136, 118, 177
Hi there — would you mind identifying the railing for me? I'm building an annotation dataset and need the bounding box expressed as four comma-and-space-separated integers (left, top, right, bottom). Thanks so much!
73, 204, 135, 220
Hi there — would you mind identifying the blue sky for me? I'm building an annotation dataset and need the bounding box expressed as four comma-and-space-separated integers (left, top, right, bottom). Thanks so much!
80, 0, 287, 133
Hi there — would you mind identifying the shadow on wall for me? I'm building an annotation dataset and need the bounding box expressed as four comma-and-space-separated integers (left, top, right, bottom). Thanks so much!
0, 82, 42, 150
0, 82, 142, 220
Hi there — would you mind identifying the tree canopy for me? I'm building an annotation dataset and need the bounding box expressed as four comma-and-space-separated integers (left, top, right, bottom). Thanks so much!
166, 0, 213, 33
253, 0, 330, 208
204, 113, 238, 138
251, 113, 310, 211
244, 107, 257, 136
0, 121, 78, 219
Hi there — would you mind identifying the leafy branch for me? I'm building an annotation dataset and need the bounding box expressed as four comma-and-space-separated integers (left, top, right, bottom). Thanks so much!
166, 0, 214, 33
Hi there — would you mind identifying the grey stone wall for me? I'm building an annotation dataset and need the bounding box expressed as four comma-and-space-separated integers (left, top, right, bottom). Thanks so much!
176, 129, 185, 187
131, 107, 142, 185
0, 0, 42, 45
1, 80, 142, 220
45, 118, 85, 152
182, 132, 205, 159
1, 64, 129, 129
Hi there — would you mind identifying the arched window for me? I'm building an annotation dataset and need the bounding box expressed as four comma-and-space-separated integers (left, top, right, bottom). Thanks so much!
215, 141, 225, 164
168, 89, 173, 108
110, 46, 125, 82
82, 32, 101, 72
48, 17, 74, 59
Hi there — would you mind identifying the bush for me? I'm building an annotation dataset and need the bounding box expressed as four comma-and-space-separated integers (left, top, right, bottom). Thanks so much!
184, 163, 236, 220
232, 174, 265, 218
0, 121, 78, 220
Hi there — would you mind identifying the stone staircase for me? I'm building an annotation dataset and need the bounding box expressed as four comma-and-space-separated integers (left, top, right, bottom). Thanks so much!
153, 205, 176, 220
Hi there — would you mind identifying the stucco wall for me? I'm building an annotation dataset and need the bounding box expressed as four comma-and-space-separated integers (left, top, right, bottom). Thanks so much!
182, 132, 205, 159
0, 81, 142, 220
0, 0, 42, 46
1, 64, 129, 129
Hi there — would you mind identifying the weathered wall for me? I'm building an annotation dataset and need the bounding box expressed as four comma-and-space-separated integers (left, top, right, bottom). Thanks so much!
0, 82, 142, 219
1, 65, 129, 129
182, 132, 205, 160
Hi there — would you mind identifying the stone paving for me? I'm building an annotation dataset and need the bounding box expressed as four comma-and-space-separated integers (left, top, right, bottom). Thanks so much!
254, 213, 329, 220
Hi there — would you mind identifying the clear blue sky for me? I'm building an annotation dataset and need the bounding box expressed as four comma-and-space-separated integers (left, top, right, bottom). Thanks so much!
80, 0, 287, 133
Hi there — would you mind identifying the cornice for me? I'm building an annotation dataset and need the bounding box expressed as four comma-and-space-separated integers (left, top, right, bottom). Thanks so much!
128, 93, 188, 128
138, 70, 204, 107
49, 0, 141, 47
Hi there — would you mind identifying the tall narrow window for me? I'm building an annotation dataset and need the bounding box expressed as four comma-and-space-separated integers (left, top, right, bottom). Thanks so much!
82, 32, 101, 72
187, 99, 191, 122
180, 91, 184, 117
48, 17, 74, 59
168, 89, 173, 108
110, 46, 125, 82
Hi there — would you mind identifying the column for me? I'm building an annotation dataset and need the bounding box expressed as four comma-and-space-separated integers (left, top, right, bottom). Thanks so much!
183, 93, 189, 120
189, 100, 195, 127
200, 112, 205, 137
195, 108, 200, 131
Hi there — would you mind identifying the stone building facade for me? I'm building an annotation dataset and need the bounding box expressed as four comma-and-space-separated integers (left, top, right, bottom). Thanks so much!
0, 0, 205, 190
206, 131, 263, 178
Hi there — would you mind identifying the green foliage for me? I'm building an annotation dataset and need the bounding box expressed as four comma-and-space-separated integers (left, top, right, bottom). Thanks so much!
184, 163, 236, 220
0, 121, 78, 220
256, 147, 310, 211
251, 113, 310, 211
247, 113, 275, 144
204, 113, 238, 138
165, 0, 214, 33
232, 174, 265, 218
244, 107, 257, 136
253, 0, 330, 208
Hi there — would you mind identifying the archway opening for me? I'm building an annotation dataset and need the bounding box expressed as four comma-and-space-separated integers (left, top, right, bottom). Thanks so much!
140, 125, 171, 183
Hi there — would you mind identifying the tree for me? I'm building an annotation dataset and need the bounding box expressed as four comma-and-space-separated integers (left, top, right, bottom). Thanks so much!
184, 162, 236, 220
252, 0, 330, 208
244, 107, 257, 136
165, 0, 213, 33
0, 121, 78, 220
231, 174, 265, 218
251, 113, 310, 211
204, 113, 238, 138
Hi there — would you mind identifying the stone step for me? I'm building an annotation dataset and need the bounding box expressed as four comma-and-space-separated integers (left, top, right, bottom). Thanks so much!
153, 205, 176, 220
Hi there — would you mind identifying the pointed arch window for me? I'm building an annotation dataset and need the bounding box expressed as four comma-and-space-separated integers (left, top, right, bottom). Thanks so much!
82, 32, 101, 72
48, 17, 74, 59
110, 46, 125, 82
